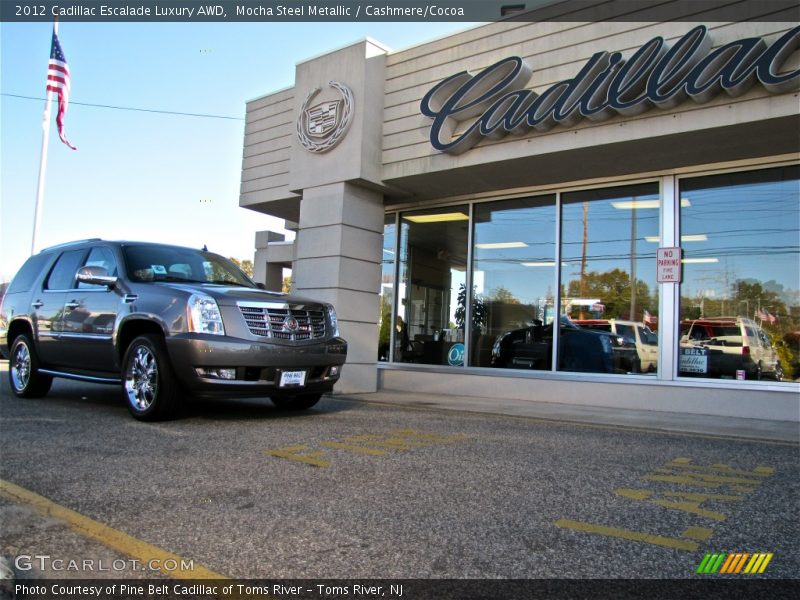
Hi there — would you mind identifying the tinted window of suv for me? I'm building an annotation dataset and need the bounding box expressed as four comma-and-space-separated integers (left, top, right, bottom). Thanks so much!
45, 250, 86, 290
7, 254, 51, 294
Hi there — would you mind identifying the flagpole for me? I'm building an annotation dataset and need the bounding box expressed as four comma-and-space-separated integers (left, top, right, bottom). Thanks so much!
31, 20, 57, 256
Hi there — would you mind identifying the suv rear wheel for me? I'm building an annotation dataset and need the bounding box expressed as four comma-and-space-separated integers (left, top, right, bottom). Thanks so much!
122, 334, 181, 421
8, 334, 52, 398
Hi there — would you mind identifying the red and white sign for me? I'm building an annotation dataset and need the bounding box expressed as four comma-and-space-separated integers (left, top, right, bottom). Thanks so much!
657, 247, 682, 283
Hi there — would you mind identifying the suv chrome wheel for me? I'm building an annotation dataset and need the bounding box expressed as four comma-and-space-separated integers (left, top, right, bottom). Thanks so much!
121, 334, 180, 421
8, 334, 52, 398
125, 345, 158, 411
11, 342, 31, 392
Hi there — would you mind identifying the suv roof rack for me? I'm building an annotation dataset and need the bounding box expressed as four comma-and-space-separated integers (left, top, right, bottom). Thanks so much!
40, 238, 103, 252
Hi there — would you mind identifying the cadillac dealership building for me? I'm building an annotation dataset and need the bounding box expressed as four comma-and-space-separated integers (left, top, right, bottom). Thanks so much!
240, 3, 800, 421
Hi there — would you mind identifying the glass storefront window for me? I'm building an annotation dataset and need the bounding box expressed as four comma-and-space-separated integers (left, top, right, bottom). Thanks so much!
379, 164, 797, 387
396, 206, 469, 366
678, 166, 799, 382
378, 214, 396, 362
471, 195, 557, 369
560, 183, 660, 374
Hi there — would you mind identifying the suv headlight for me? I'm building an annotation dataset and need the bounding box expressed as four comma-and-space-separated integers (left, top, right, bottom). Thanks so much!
327, 305, 340, 337
188, 294, 225, 335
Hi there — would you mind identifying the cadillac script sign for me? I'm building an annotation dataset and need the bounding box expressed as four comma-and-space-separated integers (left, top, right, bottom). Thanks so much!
421, 25, 800, 155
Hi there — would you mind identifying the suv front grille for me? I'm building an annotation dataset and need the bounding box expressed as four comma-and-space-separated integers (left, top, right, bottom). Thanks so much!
238, 304, 326, 340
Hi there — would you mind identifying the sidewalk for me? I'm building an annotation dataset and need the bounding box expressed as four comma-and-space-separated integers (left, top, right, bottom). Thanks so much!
339, 390, 800, 443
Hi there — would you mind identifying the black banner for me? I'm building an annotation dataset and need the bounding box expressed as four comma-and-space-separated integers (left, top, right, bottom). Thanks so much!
1, 0, 799, 23
6, 579, 800, 600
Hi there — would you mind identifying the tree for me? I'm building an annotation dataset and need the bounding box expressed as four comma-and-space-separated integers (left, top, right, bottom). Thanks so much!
566, 268, 653, 320
731, 280, 786, 320
228, 257, 254, 278
490, 286, 520, 304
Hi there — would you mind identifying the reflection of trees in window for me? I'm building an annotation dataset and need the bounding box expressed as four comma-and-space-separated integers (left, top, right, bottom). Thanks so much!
489, 286, 520, 304
565, 268, 654, 320
681, 278, 796, 333
680, 166, 799, 348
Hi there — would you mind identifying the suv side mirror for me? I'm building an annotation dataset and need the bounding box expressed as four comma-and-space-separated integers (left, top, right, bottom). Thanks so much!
76, 265, 118, 288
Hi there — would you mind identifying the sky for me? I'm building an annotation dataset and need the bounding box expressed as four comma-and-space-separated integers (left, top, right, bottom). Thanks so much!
0, 20, 477, 282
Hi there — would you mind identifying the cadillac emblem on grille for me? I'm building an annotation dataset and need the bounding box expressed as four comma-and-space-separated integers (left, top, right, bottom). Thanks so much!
283, 316, 300, 333
296, 81, 354, 153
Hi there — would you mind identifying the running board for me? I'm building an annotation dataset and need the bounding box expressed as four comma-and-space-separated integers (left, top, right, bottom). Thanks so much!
39, 369, 120, 385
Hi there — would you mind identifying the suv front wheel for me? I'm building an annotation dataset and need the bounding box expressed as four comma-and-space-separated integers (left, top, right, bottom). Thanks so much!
122, 334, 181, 421
8, 334, 53, 398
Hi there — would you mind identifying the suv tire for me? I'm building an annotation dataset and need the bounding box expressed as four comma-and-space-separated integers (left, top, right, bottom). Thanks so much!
271, 393, 322, 411
8, 334, 53, 398
122, 334, 181, 421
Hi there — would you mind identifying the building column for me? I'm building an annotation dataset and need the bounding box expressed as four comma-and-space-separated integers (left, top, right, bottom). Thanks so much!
253, 230, 295, 292
293, 182, 384, 393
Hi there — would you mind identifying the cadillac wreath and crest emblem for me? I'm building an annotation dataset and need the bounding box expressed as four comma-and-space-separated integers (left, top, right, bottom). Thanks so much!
296, 81, 354, 153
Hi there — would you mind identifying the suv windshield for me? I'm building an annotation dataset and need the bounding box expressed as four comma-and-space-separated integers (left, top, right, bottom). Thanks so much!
123, 245, 255, 287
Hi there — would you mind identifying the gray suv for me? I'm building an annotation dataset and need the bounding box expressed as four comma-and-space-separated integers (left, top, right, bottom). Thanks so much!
0, 239, 347, 420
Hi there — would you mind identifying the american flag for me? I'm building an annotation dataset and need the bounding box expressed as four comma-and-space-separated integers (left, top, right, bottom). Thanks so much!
46, 30, 76, 150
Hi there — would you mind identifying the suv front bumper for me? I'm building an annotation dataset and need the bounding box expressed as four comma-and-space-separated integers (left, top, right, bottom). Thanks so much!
166, 334, 347, 398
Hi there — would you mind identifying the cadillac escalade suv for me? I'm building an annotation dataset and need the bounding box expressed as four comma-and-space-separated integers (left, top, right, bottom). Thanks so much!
0, 240, 347, 420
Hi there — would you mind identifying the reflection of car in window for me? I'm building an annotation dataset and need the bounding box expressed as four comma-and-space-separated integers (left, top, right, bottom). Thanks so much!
491, 317, 625, 374
573, 319, 658, 373
1, 239, 348, 421
679, 317, 782, 380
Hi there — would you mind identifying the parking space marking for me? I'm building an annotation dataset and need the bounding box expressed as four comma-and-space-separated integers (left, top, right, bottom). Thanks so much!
554, 519, 701, 551
0, 479, 227, 579
555, 456, 777, 551
682, 526, 714, 541
614, 489, 732, 521
265, 445, 332, 468
320, 442, 387, 456
266, 429, 469, 468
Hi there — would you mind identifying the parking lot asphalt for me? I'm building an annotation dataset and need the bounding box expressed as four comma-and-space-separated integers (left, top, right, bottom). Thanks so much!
1, 362, 798, 583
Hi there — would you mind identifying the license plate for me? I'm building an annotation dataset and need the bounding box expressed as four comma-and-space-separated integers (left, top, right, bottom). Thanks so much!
279, 370, 306, 387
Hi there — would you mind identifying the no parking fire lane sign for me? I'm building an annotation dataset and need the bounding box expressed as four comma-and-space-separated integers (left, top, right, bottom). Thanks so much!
657, 247, 683, 283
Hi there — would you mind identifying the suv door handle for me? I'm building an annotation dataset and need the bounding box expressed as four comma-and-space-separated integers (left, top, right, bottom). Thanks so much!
31, 300, 44, 309
65, 301, 81, 310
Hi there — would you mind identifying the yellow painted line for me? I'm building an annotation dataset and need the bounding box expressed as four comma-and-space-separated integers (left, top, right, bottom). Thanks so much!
653, 499, 727, 522
265, 445, 331, 468
0, 479, 226, 580
665, 491, 744, 503
616, 488, 653, 501
615, 488, 728, 521
651, 468, 764, 486
321, 442, 386, 456
643, 474, 721, 488
344, 435, 417, 451
668, 458, 775, 477
681, 526, 713, 541
554, 519, 699, 551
